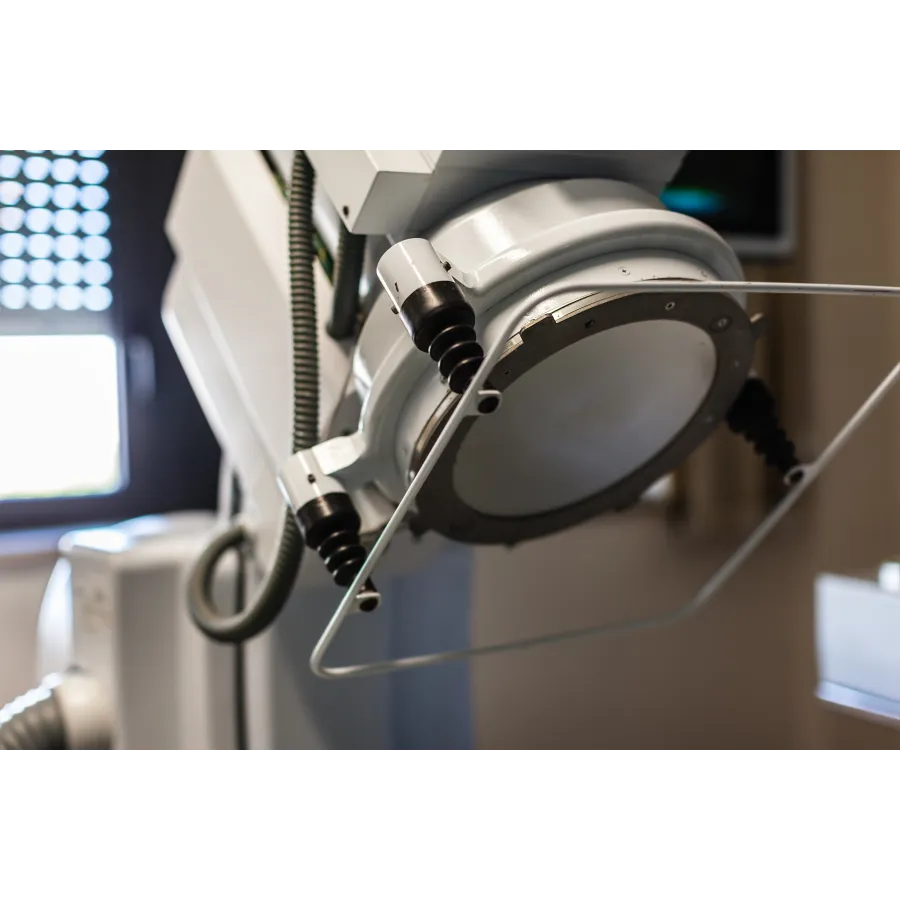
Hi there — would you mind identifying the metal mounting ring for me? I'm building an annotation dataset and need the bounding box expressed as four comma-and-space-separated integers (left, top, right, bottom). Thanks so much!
409, 289, 755, 544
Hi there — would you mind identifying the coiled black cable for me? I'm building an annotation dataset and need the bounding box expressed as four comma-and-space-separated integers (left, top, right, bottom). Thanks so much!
288, 151, 320, 453
726, 376, 801, 481
187, 151, 318, 644
0, 683, 67, 750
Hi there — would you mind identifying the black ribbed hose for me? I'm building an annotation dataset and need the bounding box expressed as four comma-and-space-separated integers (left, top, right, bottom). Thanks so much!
726, 376, 801, 480
187, 151, 318, 644
0, 684, 67, 750
328, 224, 366, 340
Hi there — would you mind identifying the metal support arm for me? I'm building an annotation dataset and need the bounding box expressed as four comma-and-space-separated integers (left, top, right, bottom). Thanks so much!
310, 280, 900, 679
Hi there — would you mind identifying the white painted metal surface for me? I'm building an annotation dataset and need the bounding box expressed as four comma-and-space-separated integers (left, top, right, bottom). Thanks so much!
377, 237, 454, 306
164, 150, 352, 568
308, 150, 687, 236
162, 152, 472, 747
307, 150, 433, 235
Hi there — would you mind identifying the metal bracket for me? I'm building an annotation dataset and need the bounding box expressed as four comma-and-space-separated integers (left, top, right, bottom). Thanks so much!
310, 279, 900, 679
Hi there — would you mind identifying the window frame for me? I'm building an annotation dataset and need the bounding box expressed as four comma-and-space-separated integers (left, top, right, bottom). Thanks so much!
0, 150, 220, 531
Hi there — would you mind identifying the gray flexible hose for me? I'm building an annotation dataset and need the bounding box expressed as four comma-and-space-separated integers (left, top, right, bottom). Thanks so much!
187, 151, 318, 644
327, 224, 366, 340
0, 683, 67, 750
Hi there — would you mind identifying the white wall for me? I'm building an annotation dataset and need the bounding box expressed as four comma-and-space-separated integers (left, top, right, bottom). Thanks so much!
0, 553, 55, 703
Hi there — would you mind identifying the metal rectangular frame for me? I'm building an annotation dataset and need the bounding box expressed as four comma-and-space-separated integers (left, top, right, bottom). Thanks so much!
309, 279, 900, 679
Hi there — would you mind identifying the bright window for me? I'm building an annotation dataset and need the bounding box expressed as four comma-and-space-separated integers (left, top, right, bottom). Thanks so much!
0, 335, 121, 499
0, 150, 121, 502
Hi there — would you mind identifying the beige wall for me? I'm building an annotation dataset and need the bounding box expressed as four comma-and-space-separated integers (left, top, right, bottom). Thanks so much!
472, 151, 900, 749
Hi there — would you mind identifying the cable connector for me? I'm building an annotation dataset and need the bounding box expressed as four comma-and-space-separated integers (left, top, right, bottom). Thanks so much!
279, 438, 379, 613
726, 376, 801, 483
377, 238, 487, 394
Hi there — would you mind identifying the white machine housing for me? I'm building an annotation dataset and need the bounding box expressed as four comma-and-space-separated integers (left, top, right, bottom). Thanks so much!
37, 513, 237, 749
162, 150, 755, 703
816, 566, 900, 728
165, 151, 751, 557
163, 152, 353, 575
306, 150, 687, 236
279, 165, 752, 547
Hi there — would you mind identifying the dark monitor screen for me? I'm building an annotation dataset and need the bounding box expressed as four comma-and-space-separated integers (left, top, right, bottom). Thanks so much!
662, 151, 796, 260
